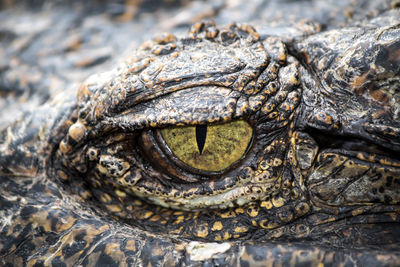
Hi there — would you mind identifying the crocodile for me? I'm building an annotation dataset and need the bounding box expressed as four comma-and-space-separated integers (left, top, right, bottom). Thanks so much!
1, 0, 400, 266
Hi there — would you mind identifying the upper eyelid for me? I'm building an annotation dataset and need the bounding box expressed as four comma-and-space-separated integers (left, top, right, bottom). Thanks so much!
101, 86, 240, 130
76, 24, 274, 129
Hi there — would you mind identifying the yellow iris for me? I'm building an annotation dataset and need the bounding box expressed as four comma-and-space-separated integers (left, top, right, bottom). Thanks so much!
161, 120, 253, 172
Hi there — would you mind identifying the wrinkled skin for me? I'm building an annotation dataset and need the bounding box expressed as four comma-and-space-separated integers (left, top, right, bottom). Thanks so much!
1, 0, 400, 266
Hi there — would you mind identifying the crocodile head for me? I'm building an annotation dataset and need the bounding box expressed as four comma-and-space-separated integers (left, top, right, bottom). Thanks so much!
1, 13, 400, 267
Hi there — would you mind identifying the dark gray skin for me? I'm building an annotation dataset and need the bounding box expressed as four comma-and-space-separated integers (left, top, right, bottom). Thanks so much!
1, 1, 400, 266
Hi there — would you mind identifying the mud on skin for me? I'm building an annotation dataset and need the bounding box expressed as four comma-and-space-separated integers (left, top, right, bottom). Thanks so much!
1, 0, 400, 266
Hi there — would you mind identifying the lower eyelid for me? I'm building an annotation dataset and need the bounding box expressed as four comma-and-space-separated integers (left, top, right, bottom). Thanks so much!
139, 130, 201, 183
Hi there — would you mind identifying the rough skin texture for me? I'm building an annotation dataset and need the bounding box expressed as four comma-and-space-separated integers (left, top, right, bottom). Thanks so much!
1, 0, 400, 266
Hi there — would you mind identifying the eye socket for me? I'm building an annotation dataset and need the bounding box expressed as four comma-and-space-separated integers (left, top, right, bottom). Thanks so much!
160, 120, 253, 172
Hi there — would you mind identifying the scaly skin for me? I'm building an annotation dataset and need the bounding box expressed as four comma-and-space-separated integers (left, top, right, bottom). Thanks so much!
1, 1, 400, 266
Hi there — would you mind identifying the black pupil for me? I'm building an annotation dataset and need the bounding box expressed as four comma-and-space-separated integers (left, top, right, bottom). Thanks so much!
195, 125, 207, 154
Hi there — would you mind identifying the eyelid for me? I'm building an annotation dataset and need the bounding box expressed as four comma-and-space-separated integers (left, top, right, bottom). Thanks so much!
139, 129, 201, 182
101, 86, 240, 131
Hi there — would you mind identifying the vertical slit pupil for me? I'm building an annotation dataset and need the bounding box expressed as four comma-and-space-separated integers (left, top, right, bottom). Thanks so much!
195, 125, 207, 154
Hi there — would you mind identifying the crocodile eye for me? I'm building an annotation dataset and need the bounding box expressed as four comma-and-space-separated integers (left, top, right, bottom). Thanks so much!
160, 120, 253, 172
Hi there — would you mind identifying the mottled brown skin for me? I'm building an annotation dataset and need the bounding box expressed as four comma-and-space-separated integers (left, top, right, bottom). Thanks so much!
1, 1, 400, 266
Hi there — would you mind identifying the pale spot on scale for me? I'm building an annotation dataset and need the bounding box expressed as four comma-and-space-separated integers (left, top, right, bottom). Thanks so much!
186, 241, 231, 261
